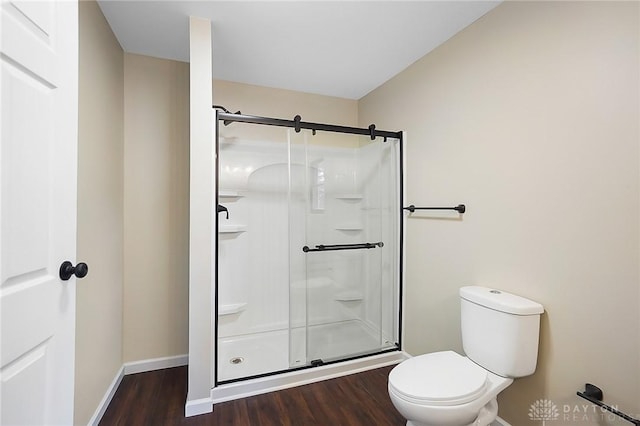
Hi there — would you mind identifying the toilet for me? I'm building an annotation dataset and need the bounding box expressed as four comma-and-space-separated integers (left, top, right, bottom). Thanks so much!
388, 286, 544, 426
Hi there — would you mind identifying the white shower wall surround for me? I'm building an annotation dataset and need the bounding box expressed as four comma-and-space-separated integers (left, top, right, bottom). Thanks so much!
216, 131, 400, 383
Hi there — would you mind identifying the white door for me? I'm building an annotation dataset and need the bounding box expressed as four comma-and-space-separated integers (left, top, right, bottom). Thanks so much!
0, 0, 79, 424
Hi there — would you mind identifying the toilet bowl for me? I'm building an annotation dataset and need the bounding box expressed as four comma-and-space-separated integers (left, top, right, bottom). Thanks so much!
388, 286, 544, 426
388, 351, 512, 426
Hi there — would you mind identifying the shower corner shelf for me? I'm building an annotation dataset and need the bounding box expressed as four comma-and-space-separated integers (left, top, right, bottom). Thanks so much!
334, 223, 364, 231
335, 291, 364, 302
334, 193, 364, 200
219, 224, 247, 233
219, 190, 244, 199
218, 303, 247, 316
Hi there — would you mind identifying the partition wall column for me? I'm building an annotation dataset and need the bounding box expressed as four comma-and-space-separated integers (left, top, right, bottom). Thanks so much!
186, 16, 215, 417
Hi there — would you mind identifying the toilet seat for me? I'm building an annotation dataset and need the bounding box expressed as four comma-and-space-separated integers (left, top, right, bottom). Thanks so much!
389, 351, 488, 406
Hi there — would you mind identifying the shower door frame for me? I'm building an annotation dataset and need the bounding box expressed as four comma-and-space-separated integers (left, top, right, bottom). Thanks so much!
214, 110, 405, 386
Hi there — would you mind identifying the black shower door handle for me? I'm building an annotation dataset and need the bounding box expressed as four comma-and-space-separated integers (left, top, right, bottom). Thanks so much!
302, 242, 384, 253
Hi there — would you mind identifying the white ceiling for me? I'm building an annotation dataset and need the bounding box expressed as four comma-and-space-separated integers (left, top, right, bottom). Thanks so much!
97, 1, 500, 99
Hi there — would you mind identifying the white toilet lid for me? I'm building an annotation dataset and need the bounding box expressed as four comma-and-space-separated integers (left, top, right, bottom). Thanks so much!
389, 351, 488, 406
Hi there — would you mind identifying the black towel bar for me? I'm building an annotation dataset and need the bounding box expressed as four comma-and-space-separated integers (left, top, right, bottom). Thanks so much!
577, 383, 640, 425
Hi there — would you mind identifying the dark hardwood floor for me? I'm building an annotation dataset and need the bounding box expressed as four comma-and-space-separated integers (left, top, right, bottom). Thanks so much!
100, 365, 406, 425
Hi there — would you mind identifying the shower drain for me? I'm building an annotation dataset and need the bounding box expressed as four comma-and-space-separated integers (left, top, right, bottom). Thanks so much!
229, 357, 244, 365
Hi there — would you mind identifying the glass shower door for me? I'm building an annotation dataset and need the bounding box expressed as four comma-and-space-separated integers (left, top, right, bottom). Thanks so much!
216, 111, 401, 384
289, 129, 400, 367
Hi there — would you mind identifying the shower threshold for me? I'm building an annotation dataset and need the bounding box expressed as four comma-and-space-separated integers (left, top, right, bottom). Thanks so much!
210, 350, 409, 404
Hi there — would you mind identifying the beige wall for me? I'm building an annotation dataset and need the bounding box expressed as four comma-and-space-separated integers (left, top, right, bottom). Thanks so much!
214, 79, 358, 126
123, 53, 190, 362
214, 80, 359, 143
75, 1, 124, 424
359, 1, 640, 424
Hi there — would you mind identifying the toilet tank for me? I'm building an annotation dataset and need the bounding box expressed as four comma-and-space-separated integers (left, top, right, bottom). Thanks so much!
460, 286, 544, 378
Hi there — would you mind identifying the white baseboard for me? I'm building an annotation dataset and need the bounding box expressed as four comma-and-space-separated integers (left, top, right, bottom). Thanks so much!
185, 395, 214, 417
88, 354, 188, 426
123, 354, 188, 375
87, 365, 124, 426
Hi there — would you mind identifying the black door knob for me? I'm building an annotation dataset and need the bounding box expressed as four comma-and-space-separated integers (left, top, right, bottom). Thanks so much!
59, 261, 89, 281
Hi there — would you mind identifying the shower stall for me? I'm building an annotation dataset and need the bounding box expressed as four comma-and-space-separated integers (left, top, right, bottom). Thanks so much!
214, 111, 403, 385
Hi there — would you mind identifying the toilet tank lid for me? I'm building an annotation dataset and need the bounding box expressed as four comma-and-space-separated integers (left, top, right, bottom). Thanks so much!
460, 286, 544, 315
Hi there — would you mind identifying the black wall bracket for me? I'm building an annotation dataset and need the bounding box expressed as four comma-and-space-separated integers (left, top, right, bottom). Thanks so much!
212, 105, 241, 126
577, 383, 640, 425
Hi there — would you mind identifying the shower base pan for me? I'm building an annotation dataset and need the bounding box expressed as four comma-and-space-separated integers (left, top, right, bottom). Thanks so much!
217, 319, 396, 382
210, 349, 408, 404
